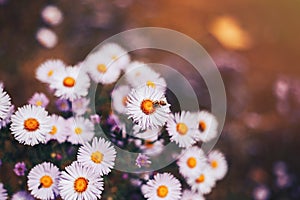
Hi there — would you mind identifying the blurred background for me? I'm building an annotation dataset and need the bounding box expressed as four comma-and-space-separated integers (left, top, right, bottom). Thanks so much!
1, 0, 300, 199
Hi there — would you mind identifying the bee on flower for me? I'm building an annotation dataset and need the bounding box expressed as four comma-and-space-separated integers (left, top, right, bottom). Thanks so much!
27, 162, 60, 200
126, 86, 170, 130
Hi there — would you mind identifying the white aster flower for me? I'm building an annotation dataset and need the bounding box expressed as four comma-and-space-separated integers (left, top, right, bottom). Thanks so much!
0, 183, 7, 200
194, 111, 218, 143
125, 61, 167, 89
10, 105, 51, 146
36, 59, 65, 84
59, 161, 104, 200
132, 125, 161, 140
98, 43, 130, 70
186, 164, 216, 195
111, 85, 131, 114
142, 173, 182, 200
27, 162, 60, 200
84, 50, 122, 84
71, 97, 90, 116
207, 150, 228, 180
36, 27, 58, 49
0, 86, 11, 120
28, 92, 49, 108
50, 65, 90, 101
141, 138, 164, 157
166, 111, 198, 148
181, 190, 205, 200
77, 137, 117, 176
177, 146, 207, 178
66, 116, 95, 145
41, 5, 63, 26
45, 114, 68, 143
127, 86, 170, 130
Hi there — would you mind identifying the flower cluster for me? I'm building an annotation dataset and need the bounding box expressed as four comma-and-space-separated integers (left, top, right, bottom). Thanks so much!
0, 42, 228, 199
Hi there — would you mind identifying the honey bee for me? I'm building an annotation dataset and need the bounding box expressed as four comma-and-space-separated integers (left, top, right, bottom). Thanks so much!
153, 100, 167, 108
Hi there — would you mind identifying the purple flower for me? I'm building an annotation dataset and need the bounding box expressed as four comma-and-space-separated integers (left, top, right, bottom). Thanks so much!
13, 162, 27, 176
71, 98, 90, 115
28, 92, 49, 108
55, 98, 71, 112
12, 191, 34, 200
90, 114, 101, 124
135, 153, 151, 168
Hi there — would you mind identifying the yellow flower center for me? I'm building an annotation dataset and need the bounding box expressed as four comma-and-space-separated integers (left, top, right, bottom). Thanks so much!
211, 160, 218, 168
199, 121, 206, 132
112, 55, 118, 61
97, 64, 107, 73
144, 140, 154, 149
47, 70, 54, 77
187, 157, 197, 168
196, 174, 205, 183
40, 175, 53, 188
63, 77, 76, 87
140, 99, 155, 115
36, 101, 43, 106
49, 126, 57, 135
176, 123, 188, 135
24, 118, 39, 131
122, 96, 128, 106
90, 151, 103, 164
74, 177, 88, 193
74, 127, 82, 135
157, 185, 169, 198
146, 81, 156, 88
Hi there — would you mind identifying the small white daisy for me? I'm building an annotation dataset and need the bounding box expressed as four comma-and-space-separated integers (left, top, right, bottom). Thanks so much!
194, 111, 218, 143
41, 5, 63, 26
77, 137, 117, 176
66, 116, 95, 145
0, 183, 7, 200
127, 86, 170, 130
125, 61, 167, 89
27, 162, 60, 200
36, 27, 58, 49
84, 50, 122, 84
45, 114, 68, 143
177, 146, 207, 178
181, 190, 205, 200
142, 173, 182, 200
50, 66, 90, 101
10, 105, 51, 146
207, 150, 228, 180
98, 43, 130, 70
59, 161, 104, 200
132, 125, 161, 140
71, 97, 90, 116
0, 86, 11, 120
141, 137, 164, 157
111, 85, 131, 114
166, 111, 198, 148
186, 164, 216, 195
36, 59, 65, 84
28, 92, 49, 108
